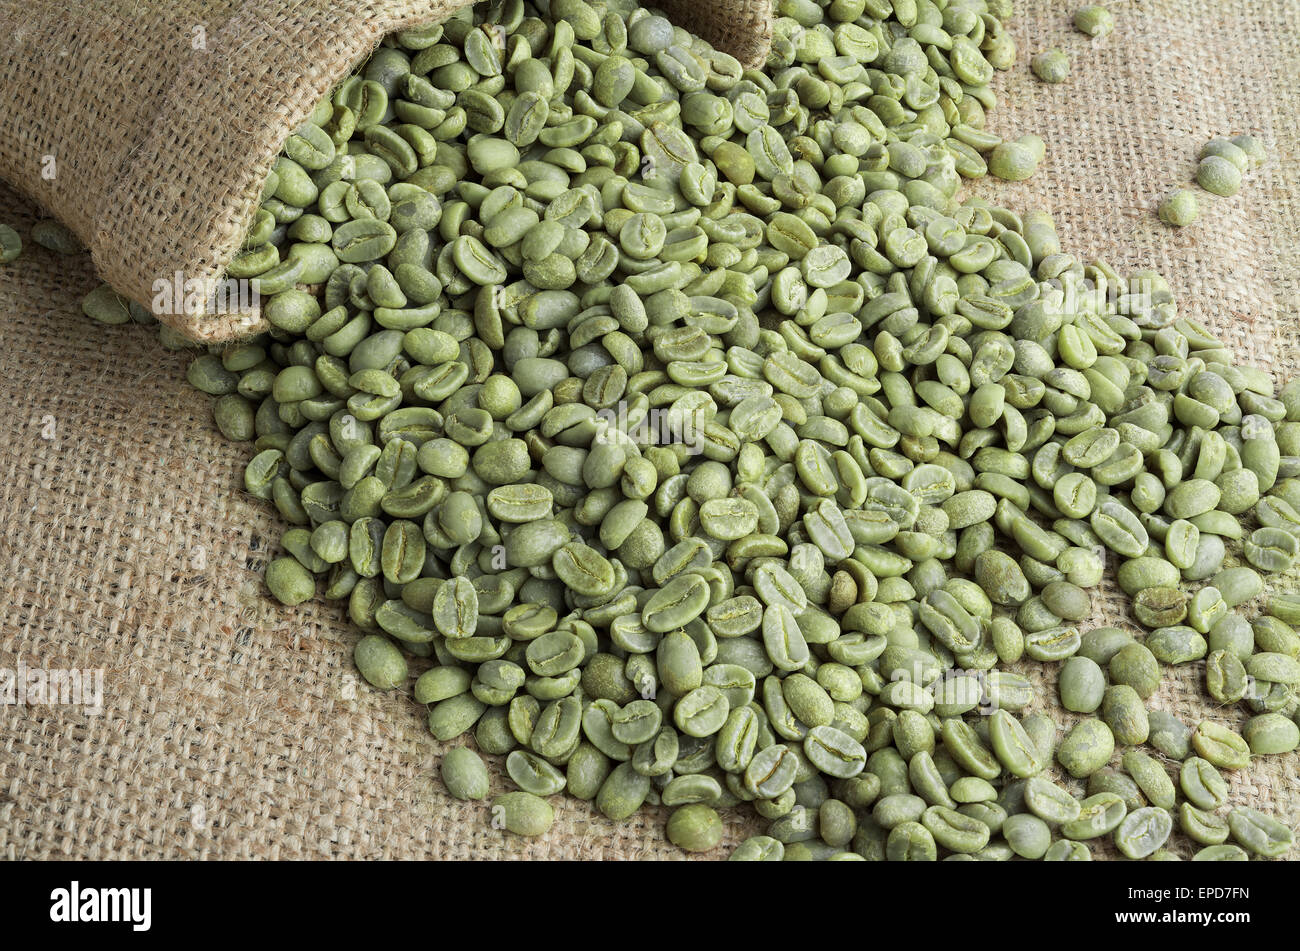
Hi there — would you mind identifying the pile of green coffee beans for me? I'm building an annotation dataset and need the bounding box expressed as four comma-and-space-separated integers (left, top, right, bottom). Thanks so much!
127, 0, 1300, 860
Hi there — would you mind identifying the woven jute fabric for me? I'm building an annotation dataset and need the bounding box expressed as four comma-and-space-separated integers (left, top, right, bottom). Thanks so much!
2, 0, 1300, 860
0, 0, 772, 345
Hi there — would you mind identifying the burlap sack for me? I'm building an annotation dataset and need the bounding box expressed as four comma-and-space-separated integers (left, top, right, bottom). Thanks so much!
2, 0, 1299, 860
0, 0, 771, 344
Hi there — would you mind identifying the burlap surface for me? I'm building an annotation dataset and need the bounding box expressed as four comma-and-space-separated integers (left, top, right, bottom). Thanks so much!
2, 0, 1300, 860
0, 0, 771, 344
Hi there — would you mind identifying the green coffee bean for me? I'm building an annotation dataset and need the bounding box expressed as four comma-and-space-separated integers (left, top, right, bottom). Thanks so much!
1244, 712, 1300, 754
1062, 793, 1127, 841
1157, 189, 1198, 227
1101, 685, 1149, 746
1192, 844, 1249, 861
921, 805, 990, 854
1180, 757, 1229, 810
1074, 5, 1115, 37
31, 219, 83, 254
729, 835, 785, 861
745, 744, 798, 799
804, 725, 867, 779
988, 710, 1045, 779
1079, 627, 1134, 666
1003, 813, 1051, 859
1031, 49, 1069, 84
1057, 718, 1115, 778
82, 284, 133, 324
353, 634, 407, 689
1147, 710, 1192, 760
1043, 840, 1092, 861
1121, 750, 1176, 810
1114, 806, 1173, 859
441, 747, 489, 801
1191, 720, 1251, 770
1206, 649, 1249, 704
415, 666, 472, 704
266, 556, 316, 606
885, 821, 938, 862
429, 694, 487, 742
667, 804, 724, 852
1146, 626, 1207, 665
0, 223, 21, 264
1228, 806, 1294, 858
1197, 155, 1242, 196
989, 141, 1039, 182
596, 762, 652, 821
1213, 566, 1264, 607
1108, 643, 1161, 699
1179, 803, 1229, 846
1024, 775, 1082, 824
492, 791, 554, 837
1246, 651, 1300, 685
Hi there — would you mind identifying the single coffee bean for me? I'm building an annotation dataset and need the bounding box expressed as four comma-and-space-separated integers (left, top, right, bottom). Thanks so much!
441, 747, 490, 801
492, 791, 554, 837
1227, 806, 1294, 858
1114, 806, 1173, 859
667, 804, 724, 852
1180, 756, 1230, 810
